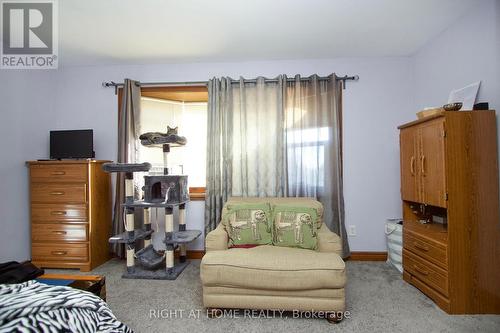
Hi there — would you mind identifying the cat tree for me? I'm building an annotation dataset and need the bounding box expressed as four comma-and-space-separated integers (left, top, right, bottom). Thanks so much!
103, 129, 201, 279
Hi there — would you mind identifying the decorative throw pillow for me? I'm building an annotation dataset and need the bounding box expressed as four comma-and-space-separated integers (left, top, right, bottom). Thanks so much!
222, 203, 273, 247
268, 198, 324, 227
272, 206, 319, 250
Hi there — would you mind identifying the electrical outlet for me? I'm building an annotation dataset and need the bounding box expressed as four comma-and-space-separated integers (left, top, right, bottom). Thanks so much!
348, 225, 357, 236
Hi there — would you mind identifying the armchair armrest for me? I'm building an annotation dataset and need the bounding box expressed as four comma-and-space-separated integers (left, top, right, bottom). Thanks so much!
317, 224, 342, 256
205, 223, 228, 252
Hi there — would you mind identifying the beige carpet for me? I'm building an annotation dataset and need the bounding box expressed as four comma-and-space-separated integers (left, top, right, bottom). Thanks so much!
47, 259, 500, 333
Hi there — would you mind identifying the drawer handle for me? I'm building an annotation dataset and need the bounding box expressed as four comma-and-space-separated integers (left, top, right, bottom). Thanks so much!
52, 231, 67, 235
413, 242, 429, 252
51, 171, 66, 176
51, 211, 67, 216
51, 251, 67, 256
50, 191, 65, 196
413, 264, 429, 276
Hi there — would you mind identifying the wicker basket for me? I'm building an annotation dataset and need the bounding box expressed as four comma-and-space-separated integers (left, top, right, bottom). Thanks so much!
416, 107, 444, 119
385, 219, 403, 273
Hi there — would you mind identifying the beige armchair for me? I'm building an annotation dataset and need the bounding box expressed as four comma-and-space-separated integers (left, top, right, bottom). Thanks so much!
200, 197, 347, 323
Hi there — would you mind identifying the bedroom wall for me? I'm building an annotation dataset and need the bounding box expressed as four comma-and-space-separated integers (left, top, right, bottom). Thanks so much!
413, 0, 499, 129
413, 0, 500, 212
0, 71, 56, 261
51, 57, 414, 252
413, 0, 500, 109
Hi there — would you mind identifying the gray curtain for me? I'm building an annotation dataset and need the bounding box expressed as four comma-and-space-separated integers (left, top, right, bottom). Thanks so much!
204, 74, 349, 257
204, 77, 285, 234
112, 78, 142, 257
204, 78, 231, 235
283, 74, 350, 257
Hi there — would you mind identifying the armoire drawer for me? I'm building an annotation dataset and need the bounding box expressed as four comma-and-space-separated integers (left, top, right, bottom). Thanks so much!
403, 248, 448, 297
30, 164, 87, 183
31, 204, 87, 222
31, 184, 87, 203
404, 230, 448, 269
32, 223, 88, 242
32, 243, 88, 262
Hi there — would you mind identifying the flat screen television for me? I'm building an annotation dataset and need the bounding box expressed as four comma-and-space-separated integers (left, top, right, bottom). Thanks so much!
50, 129, 94, 159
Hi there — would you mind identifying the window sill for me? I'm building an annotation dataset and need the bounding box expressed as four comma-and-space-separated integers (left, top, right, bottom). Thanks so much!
189, 187, 206, 201
189, 192, 206, 201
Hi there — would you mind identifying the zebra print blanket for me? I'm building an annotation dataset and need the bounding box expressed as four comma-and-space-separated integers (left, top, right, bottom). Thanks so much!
0, 281, 132, 333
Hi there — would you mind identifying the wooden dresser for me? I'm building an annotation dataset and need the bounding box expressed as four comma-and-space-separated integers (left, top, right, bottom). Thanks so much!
398, 111, 500, 314
27, 160, 112, 271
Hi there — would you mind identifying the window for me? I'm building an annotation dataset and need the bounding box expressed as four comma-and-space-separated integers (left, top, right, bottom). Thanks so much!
120, 86, 208, 198
139, 97, 207, 187
286, 126, 329, 194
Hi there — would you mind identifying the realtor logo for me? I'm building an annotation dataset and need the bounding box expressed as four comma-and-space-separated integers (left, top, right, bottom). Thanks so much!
1, 0, 58, 69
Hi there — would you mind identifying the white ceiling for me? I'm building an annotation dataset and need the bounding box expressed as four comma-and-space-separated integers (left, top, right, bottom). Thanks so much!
59, 0, 479, 66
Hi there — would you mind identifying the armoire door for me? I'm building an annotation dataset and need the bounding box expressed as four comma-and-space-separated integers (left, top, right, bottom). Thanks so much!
400, 127, 419, 202
419, 118, 447, 207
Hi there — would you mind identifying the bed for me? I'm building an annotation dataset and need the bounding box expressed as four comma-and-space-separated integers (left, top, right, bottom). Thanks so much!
0, 280, 132, 332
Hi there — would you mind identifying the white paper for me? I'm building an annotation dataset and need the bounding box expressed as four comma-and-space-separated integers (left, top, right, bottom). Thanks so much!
447, 81, 481, 110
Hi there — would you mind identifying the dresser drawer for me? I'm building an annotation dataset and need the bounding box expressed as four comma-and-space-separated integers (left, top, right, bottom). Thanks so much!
31, 184, 87, 203
30, 164, 87, 183
404, 230, 447, 269
32, 243, 88, 262
32, 224, 88, 242
31, 204, 87, 222
403, 248, 448, 296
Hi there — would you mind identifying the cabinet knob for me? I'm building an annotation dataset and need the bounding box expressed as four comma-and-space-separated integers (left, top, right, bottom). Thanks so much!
52, 231, 67, 235
51, 211, 67, 216
51, 251, 67, 256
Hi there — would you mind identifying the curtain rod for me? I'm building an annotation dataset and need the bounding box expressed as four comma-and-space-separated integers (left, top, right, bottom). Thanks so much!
102, 74, 359, 92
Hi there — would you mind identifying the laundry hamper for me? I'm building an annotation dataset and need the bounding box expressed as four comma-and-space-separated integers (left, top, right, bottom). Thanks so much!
385, 219, 403, 273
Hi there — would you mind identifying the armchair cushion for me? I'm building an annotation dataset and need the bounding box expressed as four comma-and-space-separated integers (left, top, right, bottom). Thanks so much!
201, 245, 345, 290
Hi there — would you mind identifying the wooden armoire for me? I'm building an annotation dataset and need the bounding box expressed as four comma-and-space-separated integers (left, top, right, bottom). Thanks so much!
398, 110, 500, 314
27, 160, 112, 271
